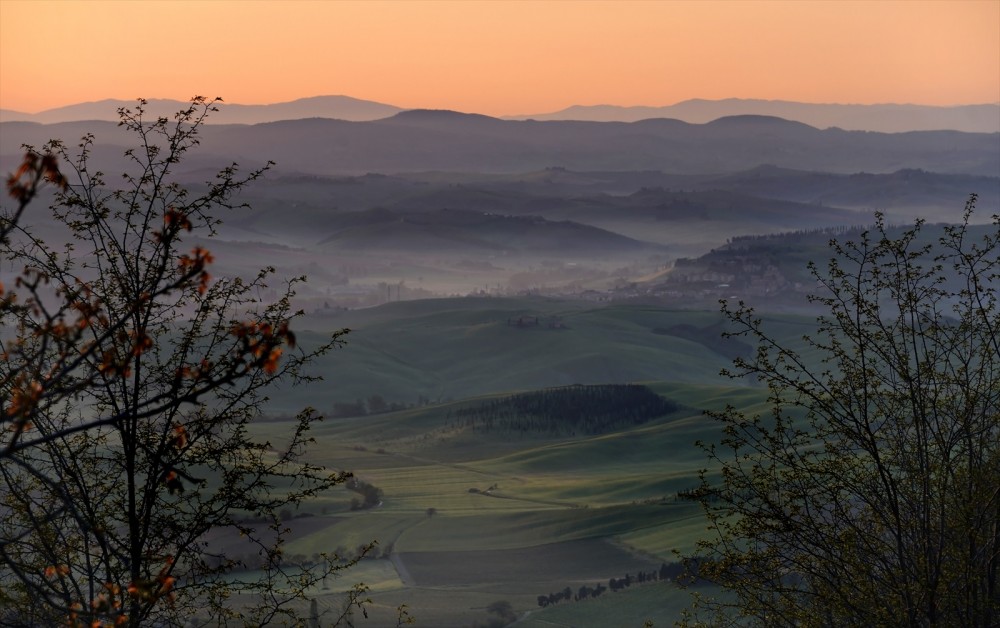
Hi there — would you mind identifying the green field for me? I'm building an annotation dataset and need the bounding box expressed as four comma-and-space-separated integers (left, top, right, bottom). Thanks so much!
263, 297, 819, 415
220, 300, 810, 626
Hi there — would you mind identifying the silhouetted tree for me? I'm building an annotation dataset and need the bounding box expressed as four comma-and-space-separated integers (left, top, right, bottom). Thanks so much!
347, 477, 383, 509
687, 201, 1000, 626
0, 98, 363, 625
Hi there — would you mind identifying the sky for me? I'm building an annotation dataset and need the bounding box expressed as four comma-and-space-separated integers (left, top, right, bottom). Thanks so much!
1, 0, 998, 116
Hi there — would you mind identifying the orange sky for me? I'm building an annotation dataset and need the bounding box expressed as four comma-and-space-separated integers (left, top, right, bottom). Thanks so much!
1, 0, 998, 115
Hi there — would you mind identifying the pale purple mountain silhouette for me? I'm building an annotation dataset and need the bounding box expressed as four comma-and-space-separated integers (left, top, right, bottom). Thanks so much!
507, 98, 1000, 134
0, 95, 402, 125
3, 96, 998, 133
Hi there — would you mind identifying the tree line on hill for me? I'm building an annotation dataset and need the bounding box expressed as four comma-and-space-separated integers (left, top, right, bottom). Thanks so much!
329, 393, 436, 418
673, 224, 878, 275
536, 562, 683, 608
450, 384, 679, 436
725, 224, 872, 246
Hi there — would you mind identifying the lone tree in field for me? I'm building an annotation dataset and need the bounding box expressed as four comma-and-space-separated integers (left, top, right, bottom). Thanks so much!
687, 198, 999, 626
0, 98, 364, 626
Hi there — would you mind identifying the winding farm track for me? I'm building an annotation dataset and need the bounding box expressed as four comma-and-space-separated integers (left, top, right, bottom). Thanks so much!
389, 552, 415, 586
378, 447, 583, 507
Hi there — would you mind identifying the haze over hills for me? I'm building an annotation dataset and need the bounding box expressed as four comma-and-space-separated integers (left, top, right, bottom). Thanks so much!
312, 208, 665, 256
4, 111, 997, 177
2, 95, 998, 133
5, 98, 999, 628
3, 95, 996, 308
228, 169, 939, 244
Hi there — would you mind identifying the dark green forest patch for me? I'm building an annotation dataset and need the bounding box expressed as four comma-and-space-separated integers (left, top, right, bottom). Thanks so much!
450, 384, 680, 436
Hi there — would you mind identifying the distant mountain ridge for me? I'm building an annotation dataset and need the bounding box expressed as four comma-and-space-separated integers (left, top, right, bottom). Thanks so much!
508, 98, 1000, 134
0, 95, 403, 125
3, 112, 997, 177
2, 96, 997, 133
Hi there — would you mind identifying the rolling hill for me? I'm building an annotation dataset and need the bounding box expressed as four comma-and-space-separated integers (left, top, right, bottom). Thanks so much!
313, 208, 665, 255
244, 377, 768, 626
6, 96, 998, 133
4, 112, 997, 177
262, 297, 822, 416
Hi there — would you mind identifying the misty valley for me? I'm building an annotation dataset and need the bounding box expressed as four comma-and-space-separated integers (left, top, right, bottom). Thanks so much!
1, 98, 998, 627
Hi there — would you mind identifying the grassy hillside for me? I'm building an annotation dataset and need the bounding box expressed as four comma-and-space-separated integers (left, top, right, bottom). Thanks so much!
210, 299, 825, 625
236, 373, 777, 626
262, 298, 821, 417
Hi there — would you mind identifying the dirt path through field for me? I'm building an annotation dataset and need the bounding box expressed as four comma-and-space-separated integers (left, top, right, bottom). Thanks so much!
389, 552, 415, 586
381, 449, 583, 508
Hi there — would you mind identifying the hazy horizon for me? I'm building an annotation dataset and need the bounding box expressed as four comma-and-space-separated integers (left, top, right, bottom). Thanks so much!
4, 94, 1000, 119
2, 1, 997, 116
